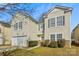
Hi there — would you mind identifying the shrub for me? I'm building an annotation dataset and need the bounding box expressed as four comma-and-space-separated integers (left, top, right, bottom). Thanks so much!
48, 40, 58, 48
57, 39, 65, 48
41, 41, 44, 46
29, 41, 38, 47
43, 40, 50, 47
71, 41, 75, 45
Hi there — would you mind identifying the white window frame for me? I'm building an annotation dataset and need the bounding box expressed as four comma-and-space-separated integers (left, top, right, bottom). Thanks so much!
50, 33, 63, 41
56, 16, 65, 27
50, 18, 55, 27
57, 34, 62, 40
48, 15, 65, 28
50, 34, 55, 41
19, 22, 23, 29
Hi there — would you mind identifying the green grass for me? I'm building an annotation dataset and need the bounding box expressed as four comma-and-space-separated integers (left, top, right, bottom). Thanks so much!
5, 46, 79, 56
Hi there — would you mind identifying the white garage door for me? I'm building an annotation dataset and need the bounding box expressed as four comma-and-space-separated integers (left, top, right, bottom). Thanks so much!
0, 37, 3, 45
17, 37, 28, 47
12, 36, 28, 47
12, 37, 18, 46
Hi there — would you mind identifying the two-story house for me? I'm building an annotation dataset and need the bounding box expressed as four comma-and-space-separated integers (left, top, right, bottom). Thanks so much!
38, 6, 72, 47
11, 10, 38, 47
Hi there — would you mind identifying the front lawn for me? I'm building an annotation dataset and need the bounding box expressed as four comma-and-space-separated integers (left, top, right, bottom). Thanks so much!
6, 46, 79, 56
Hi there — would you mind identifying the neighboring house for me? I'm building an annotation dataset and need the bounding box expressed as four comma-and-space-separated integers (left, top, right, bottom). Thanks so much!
71, 24, 79, 44
11, 10, 38, 47
11, 5, 72, 48
39, 6, 72, 47
0, 21, 11, 45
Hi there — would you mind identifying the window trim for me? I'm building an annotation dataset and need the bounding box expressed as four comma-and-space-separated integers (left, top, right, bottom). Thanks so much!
50, 33, 63, 41
57, 34, 62, 40
50, 34, 55, 41
57, 16, 65, 27
48, 15, 65, 28
19, 22, 23, 29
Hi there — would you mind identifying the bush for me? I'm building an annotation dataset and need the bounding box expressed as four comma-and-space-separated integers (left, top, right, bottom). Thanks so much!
41, 41, 44, 46
29, 41, 38, 47
48, 40, 58, 48
43, 40, 50, 47
71, 41, 75, 45
57, 39, 65, 48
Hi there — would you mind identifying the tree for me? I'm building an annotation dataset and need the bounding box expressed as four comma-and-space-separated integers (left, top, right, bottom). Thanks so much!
0, 3, 36, 18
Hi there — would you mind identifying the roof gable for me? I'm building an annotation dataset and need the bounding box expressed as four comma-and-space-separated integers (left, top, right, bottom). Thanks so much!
48, 5, 72, 15
73, 24, 79, 32
11, 10, 38, 24
39, 5, 72, 23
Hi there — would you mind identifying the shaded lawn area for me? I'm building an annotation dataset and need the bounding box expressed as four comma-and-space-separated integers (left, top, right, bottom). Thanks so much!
6, 46, 79, 56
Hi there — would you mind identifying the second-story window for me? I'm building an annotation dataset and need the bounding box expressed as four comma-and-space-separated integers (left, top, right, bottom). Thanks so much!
0, 28, 1, 33
57, 16, 65, 26
48, 19, 50, 28
19, 22, 22, 29
14, 23, 18, 30
48, 18, 55, 28
38, 24, 40, 31
50, 18, 55, 27
14, 22, 23, 30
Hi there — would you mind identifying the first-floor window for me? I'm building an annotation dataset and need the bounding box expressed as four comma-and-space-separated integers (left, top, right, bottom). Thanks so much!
57, 34, 62, 40
50, 34, 63, 41
50, 34, 55, 41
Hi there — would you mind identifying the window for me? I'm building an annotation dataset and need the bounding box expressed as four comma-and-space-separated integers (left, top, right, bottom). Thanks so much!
57, 16, 65, 26
38, 24, 43, 31
14, 22, 23, 30
0, 28, 1, 33
48, 18, 55, 28
51, 34, 55, 40
19, 22, 22, 29
50, 18, 55, 27
38, 24, 40, 31
63, 16, 65, 26
14, 23, 18, 30
48, 19, 50, 28
57, 34, 62, 40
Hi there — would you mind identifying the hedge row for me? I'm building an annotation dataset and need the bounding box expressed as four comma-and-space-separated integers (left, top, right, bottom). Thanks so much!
29, 41, 38, 47
41, 39, 65, 48
28, 39, 65, 48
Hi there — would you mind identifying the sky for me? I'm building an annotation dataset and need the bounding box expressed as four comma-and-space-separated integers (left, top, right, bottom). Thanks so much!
0, 3, 79, 32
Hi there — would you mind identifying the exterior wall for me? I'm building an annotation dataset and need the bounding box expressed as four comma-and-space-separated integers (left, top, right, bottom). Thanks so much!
72, 26, 79, 41
0, 24, 4, 45
37, 23, 43, 40
11, 12, 38, 47
38, 23, 43, 34
0, 24, 11, 45
3, 26, 11, 45
44, 8, 71, 47
28, 18, 38, 41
